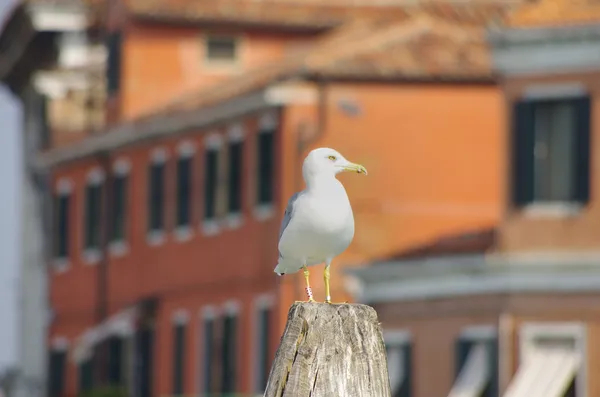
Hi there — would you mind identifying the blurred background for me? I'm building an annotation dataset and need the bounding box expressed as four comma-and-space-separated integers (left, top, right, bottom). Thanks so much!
0, 0, 597, 397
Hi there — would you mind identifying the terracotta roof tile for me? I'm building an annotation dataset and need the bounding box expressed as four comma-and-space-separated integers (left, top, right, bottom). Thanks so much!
128, 0, 515, 29
307, 14, 491, 80
506, 0, 600, 27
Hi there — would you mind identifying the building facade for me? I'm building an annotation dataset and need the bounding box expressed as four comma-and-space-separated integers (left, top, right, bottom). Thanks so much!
350, 1, 600, 397
0, 1, 520, 397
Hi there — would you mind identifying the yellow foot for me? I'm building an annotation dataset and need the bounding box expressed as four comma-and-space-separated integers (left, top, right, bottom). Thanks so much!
295, 298, 316, 303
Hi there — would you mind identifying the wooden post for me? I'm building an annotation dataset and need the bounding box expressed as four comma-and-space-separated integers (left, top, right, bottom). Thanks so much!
264, 302, 392, 397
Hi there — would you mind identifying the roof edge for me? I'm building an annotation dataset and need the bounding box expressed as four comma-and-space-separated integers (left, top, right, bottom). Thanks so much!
129, 12, 336, 33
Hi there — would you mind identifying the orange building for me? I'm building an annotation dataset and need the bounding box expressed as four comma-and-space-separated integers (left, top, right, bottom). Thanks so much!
350, 1, 600, 397
0, 1, 515, 397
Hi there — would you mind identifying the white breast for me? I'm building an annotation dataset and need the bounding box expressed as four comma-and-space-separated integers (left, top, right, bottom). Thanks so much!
278, 180, 355, 266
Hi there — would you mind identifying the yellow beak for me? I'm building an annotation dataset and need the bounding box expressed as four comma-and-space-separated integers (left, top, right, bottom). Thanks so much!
343, 162, 368, 175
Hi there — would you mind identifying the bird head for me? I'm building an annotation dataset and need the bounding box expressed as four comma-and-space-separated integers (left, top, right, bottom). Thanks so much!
303, 147, 368, 182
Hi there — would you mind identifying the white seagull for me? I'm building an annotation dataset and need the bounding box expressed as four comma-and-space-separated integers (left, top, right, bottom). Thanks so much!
275, 147, 367, 303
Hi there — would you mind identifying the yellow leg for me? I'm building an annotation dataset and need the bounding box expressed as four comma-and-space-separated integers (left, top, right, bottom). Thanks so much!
302, 265, 315, 302
324, 264, 331, 303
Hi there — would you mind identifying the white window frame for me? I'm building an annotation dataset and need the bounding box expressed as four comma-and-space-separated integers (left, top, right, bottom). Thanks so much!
519, 322, 587, 397
226, 123, 245, 229
174, 141, 197, 242
460, 324, 498, 341
82, 167, 105, 265
253, 111, 278, 221
51, 336, 70, 352
147, 147, 168, 246
172, 309, 190, 326
109, 158, 131, 257
252, 293, 275, 393
202, 133, 223, 236
383, 329, 411, 396
53, 178, 73, 273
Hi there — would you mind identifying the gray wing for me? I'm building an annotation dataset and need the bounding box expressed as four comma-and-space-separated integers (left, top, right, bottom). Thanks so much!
278, 192, 301, 259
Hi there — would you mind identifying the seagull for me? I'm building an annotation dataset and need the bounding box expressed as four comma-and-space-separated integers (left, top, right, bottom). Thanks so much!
275, 147, 367, 303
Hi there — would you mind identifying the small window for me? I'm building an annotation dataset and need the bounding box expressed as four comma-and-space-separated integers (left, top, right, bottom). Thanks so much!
453, 337, 498, 397
202, 316, 216, 394
221, 312, 237, 393
53, 193, 70, 259
512, 96, 590, 206
84, 182, 103, 250
176, 156, 193, 227
110, 173, 128, 242
148, 161, 165, 232
48, 349, 66, 397
205, 35, 238, 63
228, 140, 243, 214
204, 148, 219, 221
257, 131, 275, 205
107, 31, 122, 95
506, 324, 583, 397
172, 323, 186, 396
255, 306, 272, 393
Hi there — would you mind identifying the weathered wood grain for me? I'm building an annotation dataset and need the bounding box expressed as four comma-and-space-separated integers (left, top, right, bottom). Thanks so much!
264, 302, 391, 397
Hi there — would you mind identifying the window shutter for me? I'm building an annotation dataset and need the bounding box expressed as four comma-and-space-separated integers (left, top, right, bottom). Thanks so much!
485, 338, 499, 397
108, 336, 123, 384
172, 323, 186, 395
512, 100, 536, 206
203, 317, 215, 394
107, 32, 122, 95
573, 95, 591, 204
221, 314, 237, 393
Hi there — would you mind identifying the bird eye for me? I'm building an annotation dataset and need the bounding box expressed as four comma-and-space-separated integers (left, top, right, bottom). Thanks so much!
327, 155, 337, 161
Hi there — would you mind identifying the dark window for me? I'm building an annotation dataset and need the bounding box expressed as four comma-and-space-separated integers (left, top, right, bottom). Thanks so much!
512, 96, 590, 206
206, 36, 237, 62
455, 337, 498, 397
48, 350, 66, 397
202, 317, 215, 394
53, 194, 70, 258
148, 161, 165, 231
256, 307, 272, 392
228, 141, 243, 214
84, 182, 103, 250
176, 156, 193, 227
107, 31, 122, 95
108, 336, 124, 385
221, 313, 237, 393
110, 174, 128, 242
257, 131, 275, 205
135, 326, 154, 397
386, 343, 412, 397
172, 323, 186, 395
204, 149, 219, 220
78, 357, 94, 393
